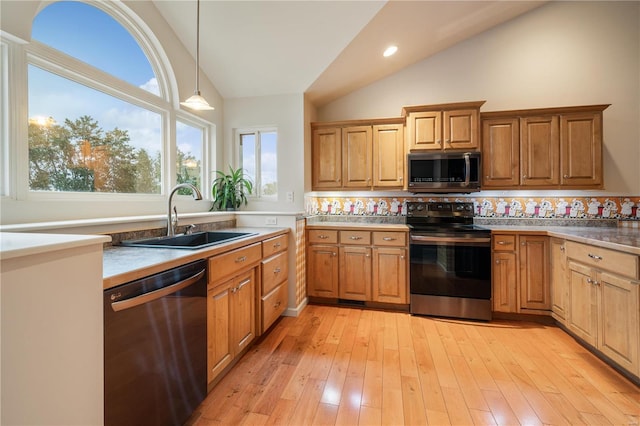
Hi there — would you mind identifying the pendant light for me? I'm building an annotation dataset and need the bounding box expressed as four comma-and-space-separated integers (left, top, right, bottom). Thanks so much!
181, 0, 214, 111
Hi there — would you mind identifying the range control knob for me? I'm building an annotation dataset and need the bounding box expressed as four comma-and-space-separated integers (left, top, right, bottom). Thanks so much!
416, 204, 424, 211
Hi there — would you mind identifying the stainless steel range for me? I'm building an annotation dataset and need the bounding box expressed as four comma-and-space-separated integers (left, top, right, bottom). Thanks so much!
407, 201, 492, 321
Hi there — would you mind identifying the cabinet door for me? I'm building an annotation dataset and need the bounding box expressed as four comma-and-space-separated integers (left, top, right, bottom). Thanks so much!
550, 238, 568, 323
408, 111, 442, 150
520, 115, 559, 186
207, 283, 232, 383
492, 252, 518, 312
372, 247, 407, 304
444, 108, 479, 150
481, 118, 520, 187
231, 269, 255, 355
339, 246, 372, 301
519, 235, 551, 311
560, 112, 603, 187
342, 126, 372, 188
307, 244, 339, 298
372, 124, 404, 188
567, 261, 598, 346
598, 272, 639, 376
312, 127, 342, 189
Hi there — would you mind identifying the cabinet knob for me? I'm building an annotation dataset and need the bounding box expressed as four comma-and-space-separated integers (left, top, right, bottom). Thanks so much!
495, 260, 500, 264
522, 175, 527, 179
560, 246, 565, 252
318, 235, 328, 239
274, 301, 281, 308
273, 267, 281, 274
564, 175, 569, 179
332, 252, 337, 257
521, 242, 526, 246
485, 176, 490, 179
273, 242, 281, 248
235, 256, 247, 263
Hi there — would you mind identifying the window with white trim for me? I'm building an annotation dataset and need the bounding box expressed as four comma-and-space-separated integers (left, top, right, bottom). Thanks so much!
238, 129, 277, 199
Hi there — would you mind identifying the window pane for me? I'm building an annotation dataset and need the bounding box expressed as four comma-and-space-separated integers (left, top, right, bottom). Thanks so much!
32, 1, 159, 95
28, 65, 161, 194
0, 42, 7, 196
261, 131, 277, 197
240, 133, 256, 193
176, 121, 202, 195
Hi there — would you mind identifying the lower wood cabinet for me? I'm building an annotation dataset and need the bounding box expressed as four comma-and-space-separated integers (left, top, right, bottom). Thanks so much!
491, 232, 550, 315
207, 267, 256, 383
260, 234, 289, 333
550, 238, 568, 324
307, 228, 408, 305
566, 241, 639, 378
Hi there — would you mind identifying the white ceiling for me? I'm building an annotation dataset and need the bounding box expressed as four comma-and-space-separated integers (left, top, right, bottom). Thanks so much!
153, 0, 546, 107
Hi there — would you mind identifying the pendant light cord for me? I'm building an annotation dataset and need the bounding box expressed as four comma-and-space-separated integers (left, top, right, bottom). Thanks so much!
195, 0, 201, 95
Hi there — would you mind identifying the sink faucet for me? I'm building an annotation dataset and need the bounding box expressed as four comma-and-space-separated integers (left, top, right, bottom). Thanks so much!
167, 183, 203, 236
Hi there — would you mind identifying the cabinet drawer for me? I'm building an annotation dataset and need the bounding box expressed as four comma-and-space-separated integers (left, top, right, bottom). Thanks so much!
493, 234, 516, 251
262, 233, 288, 258
208, 243, 262, 285
340, 230, 371, 245
308, 230, 338, 244
262, 251, 288, 294
262, 281, 288, 331
373, 231, 406, 247
566, 241, 638, 279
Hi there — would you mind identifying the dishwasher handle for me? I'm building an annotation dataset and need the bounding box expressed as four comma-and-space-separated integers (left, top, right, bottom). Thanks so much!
111, 269, 205, 312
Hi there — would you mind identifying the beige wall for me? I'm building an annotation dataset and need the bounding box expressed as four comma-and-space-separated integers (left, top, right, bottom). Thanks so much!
224, 94, 305, 212
317, 1, 640, 194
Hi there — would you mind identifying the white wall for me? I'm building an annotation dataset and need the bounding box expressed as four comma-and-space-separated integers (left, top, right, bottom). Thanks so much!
224, 94, 305, 212
317, 1, 640, 194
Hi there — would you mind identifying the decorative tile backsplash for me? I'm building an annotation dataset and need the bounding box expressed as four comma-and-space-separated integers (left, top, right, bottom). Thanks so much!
305, 196, 640, 220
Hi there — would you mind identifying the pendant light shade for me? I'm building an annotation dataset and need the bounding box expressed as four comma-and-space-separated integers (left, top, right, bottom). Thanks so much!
181, 0, 214, 111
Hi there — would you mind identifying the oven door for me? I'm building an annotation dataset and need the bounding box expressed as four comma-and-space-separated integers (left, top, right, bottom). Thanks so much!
409, 234, 491, 299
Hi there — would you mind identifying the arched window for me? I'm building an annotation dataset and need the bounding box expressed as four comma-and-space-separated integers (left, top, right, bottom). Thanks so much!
23, 0, 207, 198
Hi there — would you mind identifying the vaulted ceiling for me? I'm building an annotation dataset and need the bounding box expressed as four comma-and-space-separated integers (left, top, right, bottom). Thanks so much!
153, 0, 545, 106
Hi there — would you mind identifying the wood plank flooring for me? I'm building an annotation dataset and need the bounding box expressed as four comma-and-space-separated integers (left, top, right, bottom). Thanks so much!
193, 305, 640, 425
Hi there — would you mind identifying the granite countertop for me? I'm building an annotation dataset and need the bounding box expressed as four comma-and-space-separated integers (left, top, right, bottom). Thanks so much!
306, 222, 409, 231
103, 227, 288, 289
482, 225, 640, 255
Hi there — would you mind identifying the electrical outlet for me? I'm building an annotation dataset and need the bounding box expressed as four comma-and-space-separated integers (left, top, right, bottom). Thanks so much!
265, 216, 277, 225
286, 191, 294, 203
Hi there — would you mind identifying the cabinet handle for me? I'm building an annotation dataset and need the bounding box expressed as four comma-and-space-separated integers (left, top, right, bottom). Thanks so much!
560, 246, 565, 252
350, 236, 362, 240
497, 241, 511, 245
273, 242, 281, 248
273, 267, 281, 274
588, 253, 603, 261
231, 286, 237, 294
235, 256, 247, 263
318, 235, 329, 239
274, 301, 281, 308
383, 237, 396, 241
238, 278, 251, 288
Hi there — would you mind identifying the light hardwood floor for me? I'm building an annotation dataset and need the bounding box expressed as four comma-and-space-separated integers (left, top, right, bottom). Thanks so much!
193, 305, 640, 425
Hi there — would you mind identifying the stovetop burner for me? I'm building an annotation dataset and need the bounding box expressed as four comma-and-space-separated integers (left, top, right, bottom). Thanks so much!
405, 201, 489, 235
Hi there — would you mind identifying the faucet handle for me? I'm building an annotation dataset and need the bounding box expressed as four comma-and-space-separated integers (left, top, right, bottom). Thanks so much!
185, 224, 196, 235
171, 206, 179, 233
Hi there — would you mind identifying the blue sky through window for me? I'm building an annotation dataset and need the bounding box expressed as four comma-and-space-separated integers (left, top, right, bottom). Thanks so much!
32, 1, 158, 94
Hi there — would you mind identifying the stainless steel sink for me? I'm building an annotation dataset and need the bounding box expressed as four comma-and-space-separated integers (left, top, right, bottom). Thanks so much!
120, 231, 257, 249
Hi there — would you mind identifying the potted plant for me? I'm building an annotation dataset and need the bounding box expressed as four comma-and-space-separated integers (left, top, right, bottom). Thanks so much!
210, 165, 253, 211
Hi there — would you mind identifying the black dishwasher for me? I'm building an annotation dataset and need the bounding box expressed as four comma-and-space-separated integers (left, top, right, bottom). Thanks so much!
104, 260, 207, 426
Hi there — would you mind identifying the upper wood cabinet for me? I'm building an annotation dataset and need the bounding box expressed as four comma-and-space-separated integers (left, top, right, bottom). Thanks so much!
402, 101, 485, 151
481, 105, 608, 189
311, 118, 405, 191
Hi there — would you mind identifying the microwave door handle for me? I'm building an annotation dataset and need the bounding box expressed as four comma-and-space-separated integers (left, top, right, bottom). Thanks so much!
462, 153, 470, 187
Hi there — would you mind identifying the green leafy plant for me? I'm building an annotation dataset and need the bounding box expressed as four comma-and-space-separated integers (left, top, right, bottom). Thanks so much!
210, 166, 253, 210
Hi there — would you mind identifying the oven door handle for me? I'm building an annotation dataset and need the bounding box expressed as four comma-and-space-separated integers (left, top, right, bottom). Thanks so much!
462, 152, 470, 187
411, 235, 491, 244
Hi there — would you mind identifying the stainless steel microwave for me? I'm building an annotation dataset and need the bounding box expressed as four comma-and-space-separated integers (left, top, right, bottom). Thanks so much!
407, 152, 481, 193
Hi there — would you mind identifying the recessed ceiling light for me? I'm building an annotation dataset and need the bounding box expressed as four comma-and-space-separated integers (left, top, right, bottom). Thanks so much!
383, 45, 398, 57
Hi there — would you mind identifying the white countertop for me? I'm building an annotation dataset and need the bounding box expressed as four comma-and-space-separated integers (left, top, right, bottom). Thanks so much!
0, 232, 111, 260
